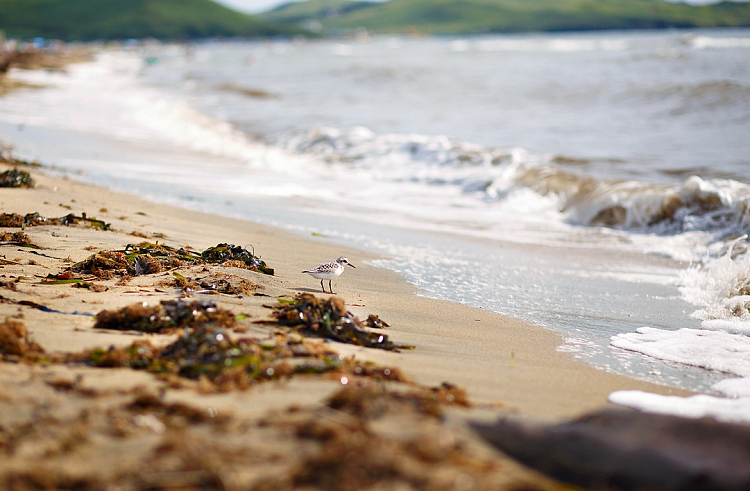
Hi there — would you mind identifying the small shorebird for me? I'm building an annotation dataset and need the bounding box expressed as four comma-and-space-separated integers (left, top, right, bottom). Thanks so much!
302, 257, 356, 294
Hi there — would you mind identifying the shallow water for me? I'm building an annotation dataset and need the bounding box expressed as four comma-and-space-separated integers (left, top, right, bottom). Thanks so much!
2, 28, 750, 419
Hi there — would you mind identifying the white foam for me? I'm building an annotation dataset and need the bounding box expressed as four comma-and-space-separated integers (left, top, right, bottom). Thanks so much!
609, 390, 750, 424
611, 327, 750, 377
610, 326, 750, 423
679, 237, 750, 322
701, 317, 750, 336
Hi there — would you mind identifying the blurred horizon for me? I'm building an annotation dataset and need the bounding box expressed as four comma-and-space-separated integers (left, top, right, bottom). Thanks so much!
215, 0, 738, 14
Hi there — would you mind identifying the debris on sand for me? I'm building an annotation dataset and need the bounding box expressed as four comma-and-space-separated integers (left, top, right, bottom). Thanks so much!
0, 168, 34, 188
94, 299, 237, 334
0, 231, 42, 249
366, 314, 390, 329
254, 384, 518, 491
0, 211, 110, 230
0, 377, 553, 491
68, 242, 274, 279
69, 242, 195, 279
0, 318, 46, 361
168, 272, 263, 296
201, 243, 274, 275
77, 299, 408, 392
270, 294, 411, 351
77, 325, 352, 392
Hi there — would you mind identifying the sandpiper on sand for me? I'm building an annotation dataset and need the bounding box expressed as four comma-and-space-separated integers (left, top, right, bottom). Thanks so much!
302, 257, 356, 294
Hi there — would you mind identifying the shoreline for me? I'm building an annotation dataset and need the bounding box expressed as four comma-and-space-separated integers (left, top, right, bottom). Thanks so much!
0, 157, 694, 489
1, 163, 690, 420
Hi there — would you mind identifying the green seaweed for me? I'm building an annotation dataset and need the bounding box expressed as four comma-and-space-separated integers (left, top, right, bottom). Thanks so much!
271, 294, 411, 351
39, 278, 86, 285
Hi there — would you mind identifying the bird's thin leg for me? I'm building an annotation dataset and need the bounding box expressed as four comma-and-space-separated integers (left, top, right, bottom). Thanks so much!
329, 280, 334, 295
320, 279, 326, 293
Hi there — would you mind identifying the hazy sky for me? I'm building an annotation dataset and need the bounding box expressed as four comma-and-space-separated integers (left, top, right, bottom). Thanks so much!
214, 0, 739, 15
215, 0, 295, 13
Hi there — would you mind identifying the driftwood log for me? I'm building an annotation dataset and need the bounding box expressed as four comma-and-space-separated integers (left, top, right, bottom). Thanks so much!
471, 409, 750, 491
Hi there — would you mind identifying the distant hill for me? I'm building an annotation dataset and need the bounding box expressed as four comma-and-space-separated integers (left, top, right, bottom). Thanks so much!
261, 0, 378, 24
261, 0, 750, 34
0, 0, 300, 41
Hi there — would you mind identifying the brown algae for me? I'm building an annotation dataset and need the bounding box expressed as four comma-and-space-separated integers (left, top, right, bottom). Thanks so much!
170, 272, 263, 295
0, 318, 46, 361
77, 326, 349, 392
69, 241, 274, 279
94, 299, 237, 334
0, 211, 110, 230
0, 168, 34, 188
201, 243, 274, 275
271, 294, 411, 351
0, 231, 42, 249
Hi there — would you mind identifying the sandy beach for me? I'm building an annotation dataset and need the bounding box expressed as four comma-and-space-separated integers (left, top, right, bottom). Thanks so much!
0, 157, 692, 489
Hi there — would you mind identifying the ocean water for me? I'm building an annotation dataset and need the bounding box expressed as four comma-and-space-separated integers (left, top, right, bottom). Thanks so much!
2, 29, 750, 422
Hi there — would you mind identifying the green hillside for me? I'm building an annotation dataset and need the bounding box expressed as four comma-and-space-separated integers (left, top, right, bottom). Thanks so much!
262, 0, 750, 34
0, 0, 300, 41
261, 0, 379, 24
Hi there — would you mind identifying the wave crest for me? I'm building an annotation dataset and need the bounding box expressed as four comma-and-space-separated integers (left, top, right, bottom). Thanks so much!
280, 125, 750, 242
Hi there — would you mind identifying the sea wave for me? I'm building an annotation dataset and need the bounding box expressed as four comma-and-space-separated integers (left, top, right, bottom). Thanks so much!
688, 35, 750, 50
616, 80, 750, 113
452, 37, 631, 53
277, 125, 750, 241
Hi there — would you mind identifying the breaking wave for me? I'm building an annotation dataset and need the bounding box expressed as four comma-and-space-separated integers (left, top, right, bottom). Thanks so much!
276, 125, 750, 241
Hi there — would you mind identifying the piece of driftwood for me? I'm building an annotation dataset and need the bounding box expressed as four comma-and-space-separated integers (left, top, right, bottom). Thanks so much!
471, 409, 750, 491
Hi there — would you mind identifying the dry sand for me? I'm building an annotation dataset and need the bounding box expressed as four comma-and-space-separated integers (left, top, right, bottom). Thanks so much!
0, 163, 690, 490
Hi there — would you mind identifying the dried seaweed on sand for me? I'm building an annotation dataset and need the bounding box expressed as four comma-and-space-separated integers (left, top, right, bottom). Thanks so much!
0, 318, 46, 361
0, 231, 42, 249
94, 299, 236, 334
169, 272, 263, 295
271, 294, 412, 351
78, 325, 354, 392
69, 241, 274, 279
0, 211, 110, 230
202, 243, 274, 275
0, 168, 34, 188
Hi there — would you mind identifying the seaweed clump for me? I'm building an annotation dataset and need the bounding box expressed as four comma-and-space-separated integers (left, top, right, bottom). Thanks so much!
70, 242, 197, 278
80, 299, 409, 391
259, 384, 482, 491
94, 299, 236, 334
170, 272, 262, 295
78, 325, 348, 392
71, 250, 129, 279
0, 318, 46, 361
68, 242, 274, 279
0, 168, 34, 188
202, 243, 274, 275
0, 231, 42, 248
272, 294, 411, 351
0, 211, 110, 230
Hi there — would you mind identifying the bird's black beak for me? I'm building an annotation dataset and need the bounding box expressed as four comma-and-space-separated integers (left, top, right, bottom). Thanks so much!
348, 263, 356, 268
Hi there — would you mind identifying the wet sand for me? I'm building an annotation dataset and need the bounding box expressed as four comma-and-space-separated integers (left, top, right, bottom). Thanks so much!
0, 163, 690, 489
